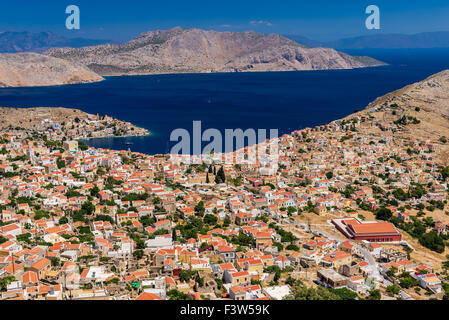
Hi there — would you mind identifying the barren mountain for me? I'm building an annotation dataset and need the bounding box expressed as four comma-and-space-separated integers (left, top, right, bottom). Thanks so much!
0, 52, 104, 87
46, 28, 385, 76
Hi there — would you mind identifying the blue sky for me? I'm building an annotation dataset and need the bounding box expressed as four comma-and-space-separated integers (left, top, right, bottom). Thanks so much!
1, 0, 449, 41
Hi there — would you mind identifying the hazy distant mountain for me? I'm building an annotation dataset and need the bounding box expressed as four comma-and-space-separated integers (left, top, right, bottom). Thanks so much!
287, 31, 449, 49
0, 31, 113, 53
283, 35, 324, 48
45, 27, 384, 76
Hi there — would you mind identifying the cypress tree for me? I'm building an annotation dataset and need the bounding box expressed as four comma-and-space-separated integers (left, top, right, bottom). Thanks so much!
218, 166, 226, 183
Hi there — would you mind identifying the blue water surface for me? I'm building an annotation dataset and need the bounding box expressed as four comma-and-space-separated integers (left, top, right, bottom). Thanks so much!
0, 48, 448, 155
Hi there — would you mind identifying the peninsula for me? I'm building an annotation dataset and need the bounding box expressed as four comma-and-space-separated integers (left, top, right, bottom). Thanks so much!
45, 28, 385, 76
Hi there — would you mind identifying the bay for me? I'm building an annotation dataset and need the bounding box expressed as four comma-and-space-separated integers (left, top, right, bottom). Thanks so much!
0, 48, 448, 155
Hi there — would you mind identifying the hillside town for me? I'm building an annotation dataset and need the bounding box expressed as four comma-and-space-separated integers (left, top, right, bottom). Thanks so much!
0, 104, 449, 301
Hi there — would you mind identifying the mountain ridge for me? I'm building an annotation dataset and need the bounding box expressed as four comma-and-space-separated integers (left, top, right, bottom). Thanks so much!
287, 31, 449, 49
0, 31, 113, 53
45, 28, 385, 76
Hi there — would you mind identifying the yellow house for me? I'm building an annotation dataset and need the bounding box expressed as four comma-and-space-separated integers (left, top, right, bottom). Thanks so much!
245, 259, 263, 275
321, 250, 352, 270
314, 206, 328, 216
63, 140, 79, 153
228, 271, 251, 286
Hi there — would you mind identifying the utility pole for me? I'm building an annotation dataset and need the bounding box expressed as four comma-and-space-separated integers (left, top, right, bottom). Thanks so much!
307, 217, 311, 233
11, 251, 15, 277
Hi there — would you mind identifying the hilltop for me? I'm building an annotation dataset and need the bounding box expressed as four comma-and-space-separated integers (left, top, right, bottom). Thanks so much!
45, 27, 385, 76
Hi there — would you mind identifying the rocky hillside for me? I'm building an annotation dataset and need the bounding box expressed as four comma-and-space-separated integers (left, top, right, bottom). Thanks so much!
0, 107, 149, 139
0, 52, 104, 87
46, 28, 385, 76
344, 70, 449, 164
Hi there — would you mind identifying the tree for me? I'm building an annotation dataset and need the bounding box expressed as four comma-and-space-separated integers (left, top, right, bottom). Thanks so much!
265, 266, 281, 283
287, 206, 297, 214
179, 270, 195, 282
393, 188, 409, 201
215, 166, 226, 184
0, 236, 7, 245
375, 207, 392, 221
419, 231, 445, 253
133, 249, 144, 259
206, 173, 210, 184
367, 289, 381, 300
57, 158, 66, 169
386, 284, 400, 296
78, 141, 89, 151
90, 186, 100, 198
194, 201, 205, 216
0, 276, 16, 291
81, 201, 95, 215
95, 215, 115, 225
286, 244, 300, 251
58, 216, 68, 225
399, 276, 419, 289
167, 289, 193, 300
204, 214, 218, 225
286, 284, 342, 300
441, 167, 449, 180
330, 288, 358, 300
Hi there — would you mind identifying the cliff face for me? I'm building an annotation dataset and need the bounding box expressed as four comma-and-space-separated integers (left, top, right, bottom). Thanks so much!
0, 52, 104, 87
46, 28, 385, 76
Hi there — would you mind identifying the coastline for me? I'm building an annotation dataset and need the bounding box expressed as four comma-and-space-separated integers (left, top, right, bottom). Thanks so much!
98, 63, 388, 78
78, 131, 151, 142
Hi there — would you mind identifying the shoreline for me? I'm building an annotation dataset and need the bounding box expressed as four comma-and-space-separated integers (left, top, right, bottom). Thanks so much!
78, 132, 151, 142
0, 63, 388, 89
99, 63, 388, 78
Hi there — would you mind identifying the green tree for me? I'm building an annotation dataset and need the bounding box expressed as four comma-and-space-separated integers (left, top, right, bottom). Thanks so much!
194, 201, 205, 216
56, 158, 66, 169
375, 207, 392, 221
386, 284, 400, 296
441, 167, 449, 180
419, 231, 445, 253
367, 289, 381, 300
204, 214, 218, 225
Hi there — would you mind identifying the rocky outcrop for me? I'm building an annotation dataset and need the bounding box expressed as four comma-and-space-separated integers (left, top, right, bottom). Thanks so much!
46, 28, 385, 76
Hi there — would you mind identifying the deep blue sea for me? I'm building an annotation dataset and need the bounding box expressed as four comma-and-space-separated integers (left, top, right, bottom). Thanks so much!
0, 48, 448, 155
